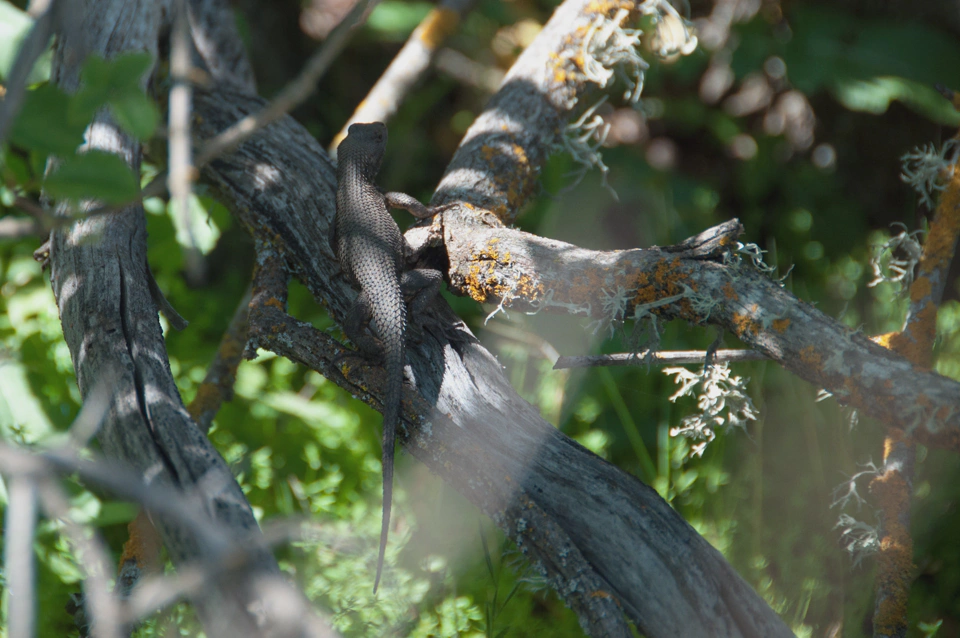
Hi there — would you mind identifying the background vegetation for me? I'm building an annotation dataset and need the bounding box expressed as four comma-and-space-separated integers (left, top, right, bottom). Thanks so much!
1, 0, 959, 635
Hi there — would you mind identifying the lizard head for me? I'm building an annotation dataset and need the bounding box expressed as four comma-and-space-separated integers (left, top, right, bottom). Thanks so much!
340, 122, 388, 178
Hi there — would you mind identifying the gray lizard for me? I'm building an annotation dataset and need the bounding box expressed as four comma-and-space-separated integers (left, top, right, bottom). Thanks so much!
334, 122, 445, 592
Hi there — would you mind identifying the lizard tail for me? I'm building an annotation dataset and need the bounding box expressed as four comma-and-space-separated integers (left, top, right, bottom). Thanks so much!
373, 328, 404, 594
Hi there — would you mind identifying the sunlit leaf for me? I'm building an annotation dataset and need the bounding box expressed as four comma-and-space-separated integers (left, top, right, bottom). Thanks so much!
9, 84, 87, 155
110, 90, 159, 140
43, 150, 140, 204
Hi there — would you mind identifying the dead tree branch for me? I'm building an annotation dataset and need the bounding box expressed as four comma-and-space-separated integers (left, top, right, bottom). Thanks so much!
186, 0, 793, 628
42, 1, 296, 634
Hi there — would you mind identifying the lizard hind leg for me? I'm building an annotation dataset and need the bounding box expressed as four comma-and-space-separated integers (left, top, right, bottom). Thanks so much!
401, 268, 443, 343
338, 290, 385, 363
401, 268, 443, 314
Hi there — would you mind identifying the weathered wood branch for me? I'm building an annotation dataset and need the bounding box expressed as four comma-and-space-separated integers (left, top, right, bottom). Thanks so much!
437, 221, 960, 447
423, 0, 960, 451
869, 123, 960, 637
190, 30, 793, 638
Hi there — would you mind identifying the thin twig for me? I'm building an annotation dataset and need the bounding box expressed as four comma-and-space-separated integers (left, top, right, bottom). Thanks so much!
60, 368, 115, 451
0, 444, 222, 553
330, 0, 477, 155
197, 0, 376, 167
168, 0, 202, 281
35, 477, 124, 638
13, 195, 46, 218
0, 0, 59, 148
553, 349, 767, 369
0, 441, 340, 637
4, 478, 38, 638
0, 215, 42, 240
1, 195, 47, 240
31, 0, 376, 232
434, 48, 504, 93
188, 285, 253, 432
122, 517, 311, 624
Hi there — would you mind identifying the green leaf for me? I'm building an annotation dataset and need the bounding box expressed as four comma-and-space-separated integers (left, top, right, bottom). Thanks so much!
78, 52, 152, 97
0, 358, 55, 444
73, 52, 157, 139
43, 150, 140, 204
367, 1, 432, 40
779, 6, 960, 94
9, 84, 87, 155
831, 76, 960, 124
110, 91, 159, 139
1, 148, 33, 187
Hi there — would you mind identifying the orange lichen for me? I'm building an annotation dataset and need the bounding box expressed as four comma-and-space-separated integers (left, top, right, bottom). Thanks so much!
188, 382, 220, 420
800, 345, 821, 367
920, 428, 960, 452
866, 130, 960, 638
516, 274, 545, 301
872, 332, 897, 348
842, 375, 863, 406
870, 429, 914, 637
908, 275, 932, 303
264, 296, 285, 310
119, 510, 162, 572
417, 8, 460, 49
722, 282, 737, 300
464, 241, 513, 302
919, 167, 960, 272
479, 142, 535, 219
585, 0, 636, 16
629, 259, 681, 308
772, 318, 790, 333
731, 312, 761, 337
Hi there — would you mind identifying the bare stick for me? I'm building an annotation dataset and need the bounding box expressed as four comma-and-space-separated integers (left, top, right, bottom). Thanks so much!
0, 444, 222, 553
869, 122, 960, 635
434, 48, 504, 93
0, 441, 340, 637
0, 216, 42, 240
330, 0, 477, 156
188, 285, 253, 432
4, 478, 38, 638
35, 477, 124, 638
168, 0, 202, 280
122, 518, 309, 623
196, 0, 375, 167
553, 349, 767, 369
29, 0, 375, 233
0, 0, 59, 148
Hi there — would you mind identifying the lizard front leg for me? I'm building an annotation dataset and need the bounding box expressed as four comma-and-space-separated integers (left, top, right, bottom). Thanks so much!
385, 192, 454, 219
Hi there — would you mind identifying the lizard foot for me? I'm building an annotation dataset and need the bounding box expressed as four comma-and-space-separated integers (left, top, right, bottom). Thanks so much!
333, 348, 382, 370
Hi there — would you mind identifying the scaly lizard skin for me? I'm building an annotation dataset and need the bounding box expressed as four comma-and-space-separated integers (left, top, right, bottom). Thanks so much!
334, 122, 444, 592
